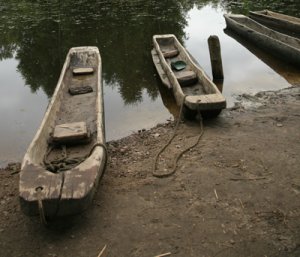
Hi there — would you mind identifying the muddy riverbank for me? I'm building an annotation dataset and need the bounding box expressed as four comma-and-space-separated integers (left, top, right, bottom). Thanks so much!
0, 87, 299, 257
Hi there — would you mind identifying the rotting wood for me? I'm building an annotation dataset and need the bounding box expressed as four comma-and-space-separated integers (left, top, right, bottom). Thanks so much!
208, 35, 224, 81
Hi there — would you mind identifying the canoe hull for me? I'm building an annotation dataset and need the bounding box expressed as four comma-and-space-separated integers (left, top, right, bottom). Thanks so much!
19, 47, 106, 217
249, 10, 300, 37
152, 34, 226, 115
224, 14, 300, 66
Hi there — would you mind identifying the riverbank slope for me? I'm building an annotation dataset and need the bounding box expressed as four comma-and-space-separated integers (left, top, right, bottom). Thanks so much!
0, 87, 299, 257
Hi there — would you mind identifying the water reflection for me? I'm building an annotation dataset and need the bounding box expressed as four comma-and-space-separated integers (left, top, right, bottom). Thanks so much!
224, 29, 300, 86
0, 0, 300, 165
0, 0, 299, 100
0, 0, 189, 98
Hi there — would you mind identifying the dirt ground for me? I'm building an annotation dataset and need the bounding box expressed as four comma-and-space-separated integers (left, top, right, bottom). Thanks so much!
0, 87, 299, 257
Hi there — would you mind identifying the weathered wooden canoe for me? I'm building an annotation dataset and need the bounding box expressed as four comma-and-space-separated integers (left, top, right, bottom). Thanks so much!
224, 28, 300, 86
152, 34, 226, 118
249, 10, 300, 38
20, 47, 107, 218
224, 14, 300, 66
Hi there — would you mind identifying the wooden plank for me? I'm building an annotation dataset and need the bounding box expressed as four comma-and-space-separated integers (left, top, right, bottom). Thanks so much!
52, 122, 88, 143
249, 10, 300, 37
73, 67, 94, 75
175, 70, 197, 87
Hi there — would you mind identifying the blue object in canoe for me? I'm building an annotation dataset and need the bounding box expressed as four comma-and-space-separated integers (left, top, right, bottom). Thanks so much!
171, 60, 186, 71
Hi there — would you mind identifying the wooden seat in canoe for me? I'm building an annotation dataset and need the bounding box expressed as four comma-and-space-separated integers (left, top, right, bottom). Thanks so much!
73, 67, 94, 75
52, 121, 90, 144
175, 70, 198, 87
69, 85, 93, 95
162, 49, 179, 58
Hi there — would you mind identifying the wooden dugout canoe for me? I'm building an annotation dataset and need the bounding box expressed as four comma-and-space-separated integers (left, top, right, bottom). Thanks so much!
224, 28, 300, 86
249, 10, 300, 38
224, 14, 300, 66
151, 34, 226, 118
20, 46, 106, 217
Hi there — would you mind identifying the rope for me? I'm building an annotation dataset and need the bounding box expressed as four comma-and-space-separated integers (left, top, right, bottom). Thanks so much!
44, 142, 108, 173
36, 187, 47, 225
152, 96, 204, 178
37, 142, 108, 223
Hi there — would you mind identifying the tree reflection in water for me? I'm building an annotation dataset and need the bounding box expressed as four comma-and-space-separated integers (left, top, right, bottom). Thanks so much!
0, 0, 299, 102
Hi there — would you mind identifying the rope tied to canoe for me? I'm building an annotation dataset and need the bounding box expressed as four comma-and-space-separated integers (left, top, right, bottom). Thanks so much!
37, 143, 108, 224
152, 96, 204, 178
44, 142, 107, 173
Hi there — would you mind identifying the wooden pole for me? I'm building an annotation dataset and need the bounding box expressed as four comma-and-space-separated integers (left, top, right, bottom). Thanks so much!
208, 35, 224, 82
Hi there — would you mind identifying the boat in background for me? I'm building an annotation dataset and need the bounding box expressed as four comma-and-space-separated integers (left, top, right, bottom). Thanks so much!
20, 47, 107, 218
249, 10, 300, 38
224, 14, 300, 66
224, 28, 300, 86
151, 34, 226, 119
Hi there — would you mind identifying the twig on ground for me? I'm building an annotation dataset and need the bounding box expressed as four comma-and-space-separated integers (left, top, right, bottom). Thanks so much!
239, 198, 244, 209
214, 189, 219, 200
97, 244, 107, 257
230, 176, 267, 181
154, 252, 171, 257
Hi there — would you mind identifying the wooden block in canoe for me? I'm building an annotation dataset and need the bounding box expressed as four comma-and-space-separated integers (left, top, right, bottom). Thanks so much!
175, 70, 198, 87
73, 67, 94, 75
162, 49, 179, 58
52, 122, 89, 144
69, 85, 93, 95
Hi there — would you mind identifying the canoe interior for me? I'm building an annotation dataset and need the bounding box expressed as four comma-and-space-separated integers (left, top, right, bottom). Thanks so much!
226, 15, 300, 50
155, 36, 216, 96
255, 10, 300, 24
45, 52, 99, 171
26, 48, 101, 172
249, 10, 300, 38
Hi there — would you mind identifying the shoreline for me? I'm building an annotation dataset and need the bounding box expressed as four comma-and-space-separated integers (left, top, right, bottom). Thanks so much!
2, 86, 298, 170
1, 86, 299, 256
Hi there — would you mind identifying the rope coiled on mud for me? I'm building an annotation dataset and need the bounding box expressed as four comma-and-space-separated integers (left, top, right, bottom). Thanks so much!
152, 96, 204, 178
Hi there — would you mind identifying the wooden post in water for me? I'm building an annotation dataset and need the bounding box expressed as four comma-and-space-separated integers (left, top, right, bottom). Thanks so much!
208, 35, 224, 91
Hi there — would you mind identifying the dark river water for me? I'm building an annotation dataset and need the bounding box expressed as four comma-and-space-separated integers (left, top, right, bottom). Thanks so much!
0, 0, 300, 166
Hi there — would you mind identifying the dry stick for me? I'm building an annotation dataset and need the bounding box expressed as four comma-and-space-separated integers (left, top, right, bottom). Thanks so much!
214, 189, 219, 200
97, 244, 107, 257
230, 176, 267, 181
154, 253, 171, 257
239, 198, 245, 209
